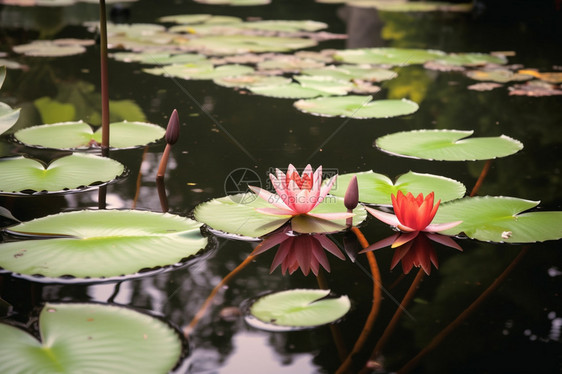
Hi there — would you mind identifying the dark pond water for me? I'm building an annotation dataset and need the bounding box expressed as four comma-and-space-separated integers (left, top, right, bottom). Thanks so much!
1, 0, 561, 373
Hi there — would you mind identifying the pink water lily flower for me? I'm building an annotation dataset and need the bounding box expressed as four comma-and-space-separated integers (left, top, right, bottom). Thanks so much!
365, 191, 462, 247
249, 164, 353, 221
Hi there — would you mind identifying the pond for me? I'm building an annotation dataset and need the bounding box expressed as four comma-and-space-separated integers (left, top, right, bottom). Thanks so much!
0, 0, 561, 373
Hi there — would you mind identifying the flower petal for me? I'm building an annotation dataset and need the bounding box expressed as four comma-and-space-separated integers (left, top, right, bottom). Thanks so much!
360, 233, 400, 253
365, 206, 401, 227
391, 231, 419, 248
425, 220, 462, 233
426, 233, 463, 251
314, 235, 345, 259
249, 185, 291, 211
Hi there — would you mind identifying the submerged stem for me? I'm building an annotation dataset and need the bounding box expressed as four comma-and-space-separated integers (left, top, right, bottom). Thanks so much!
397, 247, 528, 374
335, 227, 382, 374
470, 159, 492, 196
99, 0, 110, 154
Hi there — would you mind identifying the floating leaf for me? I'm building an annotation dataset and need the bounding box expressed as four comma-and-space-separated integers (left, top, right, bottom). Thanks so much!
0, 66, 20, 135
186, 35, 317, 55
242, 20, 327, 32
331, 171, 466, 205
433, 53, 507, 67
12, 40, 89, 57
0, 210, 207, 281
14, 121, 165, 150
0, 153, 125, 195
334, 47, 445, 66
194, 0, 270, 5
193, 193, 366, 238
0, 303, 185, 373
144, 63, 254, 80
257, 55, 326, 72
110, 51, 206, 65
375, 130, 523, 161
348, 0, 473, 12
247, 289, 350, 330
467, 82, 503, 91
294, 95, 419, 118
213, 74, 291, 88
159, 14, 243, 25
466, 68, 532, 83
434, 196, 562, 243
508, 80, 562, 97
302, 65, 397, 82
250, 83, 333, 99
517, 70, 562, 84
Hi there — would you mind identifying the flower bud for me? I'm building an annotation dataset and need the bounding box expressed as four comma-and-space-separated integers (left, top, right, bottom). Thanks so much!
165, 109, 180, 145
344, 176, 359, 211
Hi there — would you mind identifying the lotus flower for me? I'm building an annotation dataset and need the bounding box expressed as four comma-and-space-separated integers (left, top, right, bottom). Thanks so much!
362, 191, 463, 274
249, 164, 353, 221
253, 227, 345, 276
365, 191, 462, 247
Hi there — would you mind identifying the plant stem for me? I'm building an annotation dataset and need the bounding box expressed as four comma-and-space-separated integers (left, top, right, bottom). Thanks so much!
469, 159, 492, 196
359, 268, 425, 373
132, 146, 148, 210
184, 254, 256, 337
335, 227, 382, 374
397, 247, 528, 374
99, 0, 110, 155
156, 144, 172, 179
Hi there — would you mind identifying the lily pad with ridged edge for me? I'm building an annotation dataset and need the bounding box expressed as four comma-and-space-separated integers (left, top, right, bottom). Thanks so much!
294, 95, 419, 118
14, 121, 165, 150
0, 210, 207, 281
0, 153, 125, 195
375, 129, 523, 161
193, 193, 366, 238
247, 289, 350, 331
433, 196, 562, 243
330, 171, 466, 206
0, 303, 185, 374
334, 48, 445, 66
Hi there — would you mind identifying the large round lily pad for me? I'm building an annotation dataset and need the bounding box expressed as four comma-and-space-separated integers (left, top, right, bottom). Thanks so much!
334, 48, 445, 66
14, 121, 165, 150
247, 289, 350, 331
294, 95, 419, 118
0, 303, 185, 373
193, 193, 366, 238
0, 153, 125, 195
330, 171, 466, 205
375, 129, 523, 160
0, 210, 207, 281
434, 196, 562, 243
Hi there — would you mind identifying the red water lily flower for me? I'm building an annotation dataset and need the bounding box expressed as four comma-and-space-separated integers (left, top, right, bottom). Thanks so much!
252, 227, 345, 276
365, 191, 462, 247
362, 191, 463, 274
249, 164, 353, 221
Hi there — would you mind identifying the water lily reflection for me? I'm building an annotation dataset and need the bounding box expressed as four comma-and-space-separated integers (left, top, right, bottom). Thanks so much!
253, 227, 345, 276
249, 164, 353, 221
362, 231, 462, 275
365, 191, 462, 248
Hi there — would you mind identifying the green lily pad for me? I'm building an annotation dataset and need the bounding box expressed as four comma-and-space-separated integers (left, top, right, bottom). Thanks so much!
466, 68, 534, 83
0, 210, 207, 281
110, 51, 206, 65
193, 193, 366, 238
375, 129, 523, 160
250, 83, 333, 99
186, 35, 317, 55
331, 171, 466, 205
294, 95, 419, 118
302, 65, 397, 82
348, 0, 473, 12
144, 63, 254, 80
0, 303, 185, 373
433, 196, 562, 243
242, 20, 327, 32
247, 289, 350, 330
14, 121, 165, 150
12, 40, 90, 57
0, 66, 20, 135
213, 75, 292, 88
159, 14, 243, 25
433, 53, 507, 67
0, 153, 125, 195
194, 0, 270, 5
334, 47, 445, 66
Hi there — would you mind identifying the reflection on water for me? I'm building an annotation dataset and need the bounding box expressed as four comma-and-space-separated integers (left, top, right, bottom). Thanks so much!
0, 0, 561, 373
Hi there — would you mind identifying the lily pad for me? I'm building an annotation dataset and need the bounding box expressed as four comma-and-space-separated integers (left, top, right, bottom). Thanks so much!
186, 35, 317, 55
12, 40, 90, 57
433, 53, 507, 67
247, 289, 350, 330
0, 303, 185, 373
193, 193, 366, 238
0, 153, 125, 195
334, 47, 445, 66
110, 51, 206, 65
0, 66, 20, 135
375, 129, 523, 160
434, 196, 562, 243
194, 0, 270, 5
302, 65, 397, 82
14, 121, 165, 150
466, 68, 533, 83
159, 14, 243, 25
250, 83, 334, 99
330, 171, 466, 205
143, 63, 254, 80
213, 75, 292, 88
0, 210, 207, 281
294, 95, 419, 118
348, 0, 473, 12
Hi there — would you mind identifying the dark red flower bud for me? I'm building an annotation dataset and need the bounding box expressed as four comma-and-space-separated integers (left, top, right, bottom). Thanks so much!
344, 176, 359, 211
165, 109, 180, 145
